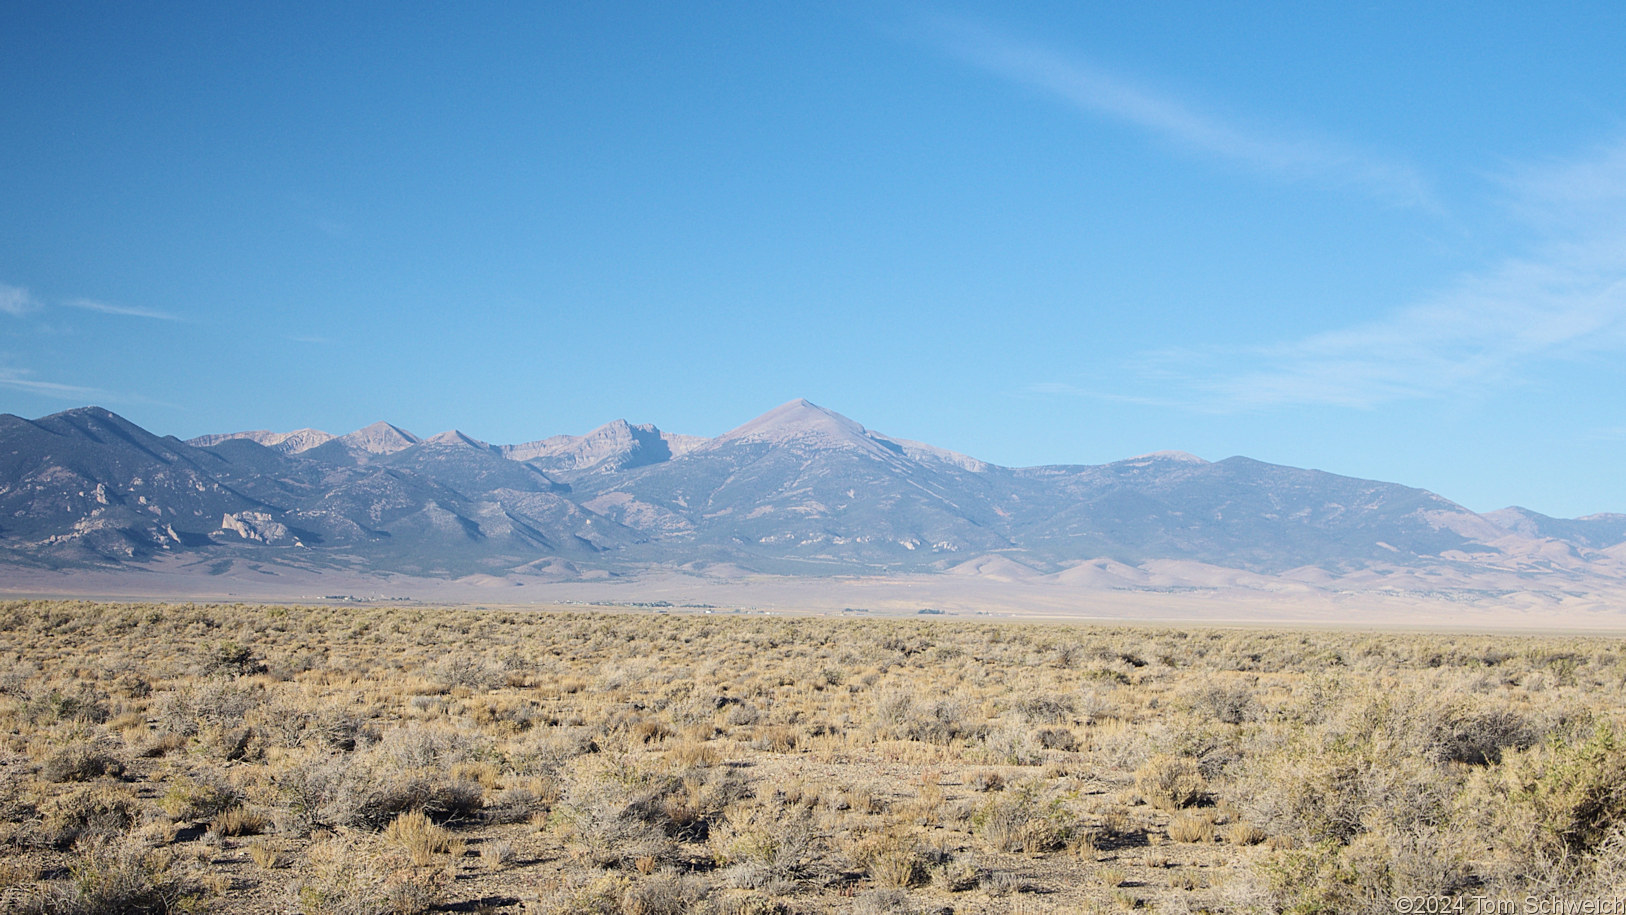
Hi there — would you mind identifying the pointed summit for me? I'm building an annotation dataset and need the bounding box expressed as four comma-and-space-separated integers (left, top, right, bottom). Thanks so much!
425, 429, 492, 450
717, 399, 872, 448
707, 399, 986, 468
337, 421, 421, 455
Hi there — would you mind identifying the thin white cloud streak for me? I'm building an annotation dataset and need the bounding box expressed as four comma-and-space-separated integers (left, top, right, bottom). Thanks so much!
0, 370, 108, 400
0, 283, 38, 317
1498, 142, 1626, 231
1, 284, 178, 321
0, 286, 178, 408
64, 298, 180, 321
1042, 140, 1626, 412
0, 367, 175, 408
1206, 255, 1626, 410
932, 19, 1435, 209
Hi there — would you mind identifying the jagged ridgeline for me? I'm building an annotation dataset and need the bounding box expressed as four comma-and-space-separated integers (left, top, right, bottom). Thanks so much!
3, 399, 1624, 581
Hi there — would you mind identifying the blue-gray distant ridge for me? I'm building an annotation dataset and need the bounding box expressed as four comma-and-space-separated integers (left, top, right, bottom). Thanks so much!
1, 400, 1619, 582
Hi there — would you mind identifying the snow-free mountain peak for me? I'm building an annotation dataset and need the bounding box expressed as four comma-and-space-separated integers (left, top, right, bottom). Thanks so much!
709, 399, 989, 470
425, 430, 492, 450
13, 403, 1626, 590
337, 421, 421, 455
45, 406, 164, 443
188, 428, 336, 454
716, 398, 873, 448
1484, 506, 1626, 549
504, 418, 698, 472
1126, 451, 1208, 465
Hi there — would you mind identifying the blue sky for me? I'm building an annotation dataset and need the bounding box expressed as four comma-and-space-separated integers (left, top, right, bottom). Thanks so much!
3, 2, 1625, 517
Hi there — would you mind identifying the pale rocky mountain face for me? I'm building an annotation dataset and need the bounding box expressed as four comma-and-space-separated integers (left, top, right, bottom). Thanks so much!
502, 419, 699, 473
424, 430, 493, 450
187, 428, 336, 454
6, 400, 1625, 584
1484, 506, 1626, 550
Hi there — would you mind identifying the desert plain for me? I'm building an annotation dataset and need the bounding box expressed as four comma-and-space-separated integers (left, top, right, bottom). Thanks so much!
2, 597, 1624, 914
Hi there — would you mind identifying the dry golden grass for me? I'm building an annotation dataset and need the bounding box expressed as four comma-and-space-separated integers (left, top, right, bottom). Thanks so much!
383, 809, 466, 866
1, 599, 1625, 912
1168, 811, 1215, 844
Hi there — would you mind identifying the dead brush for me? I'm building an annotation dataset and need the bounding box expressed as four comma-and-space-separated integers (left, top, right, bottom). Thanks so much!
484, 781, 551, 825
631, 718, 673, 745
1101, 806, 1135, 840
32, 835, 214, 913
552, 763, 681, 868
1134, 753, 1207, 810
827, 784, 883, 814
40, 744, 125, 783
11, 602, 1626, 911
246, 839, 286, 869
619, 873, 708, 915
450, 758, 502, 789
300, 833, 452, 914
480, 838, 516, 869
155, 775, 234, 825
897, 780, 945, 826
383, 809, 467, 866
968, 769, 1005, 792
1168, 811, 1214, 843
749, 724, 799, 753
974, 785, 1074, 854
658, 776, 714, 840
210, 806, 269, 837
664, 738, 720, 769
40, 784, 144, 848
850, 830, 925, 888
1224, 821, 1266, 845
930, 854, 982, 892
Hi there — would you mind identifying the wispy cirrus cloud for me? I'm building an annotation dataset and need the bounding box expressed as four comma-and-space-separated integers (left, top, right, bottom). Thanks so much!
0, 283, 39, 317
1, 283, 180, 321
63, 298, 180, 321
0, 284, 180, 409
929, 18, 1435, 210
1036, 139, 1626, 412
0, 365, 175, 407
1499, 142, 1626, 231
0, 367, 110, 400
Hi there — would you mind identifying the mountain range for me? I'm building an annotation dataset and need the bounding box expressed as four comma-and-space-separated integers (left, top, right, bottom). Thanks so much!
4, 399, 1626, 611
